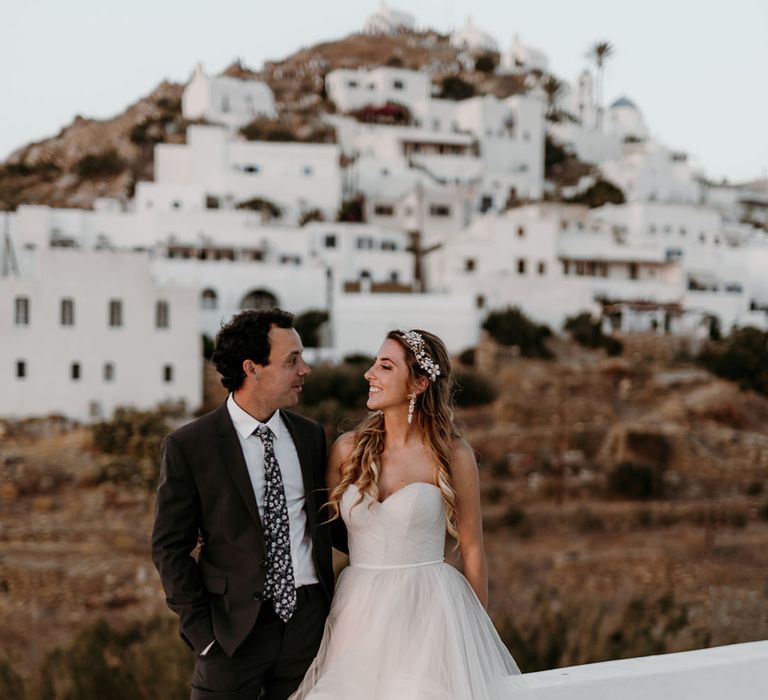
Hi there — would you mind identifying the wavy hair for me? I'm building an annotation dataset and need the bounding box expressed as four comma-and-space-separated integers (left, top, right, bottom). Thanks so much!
327, 330, 461, 540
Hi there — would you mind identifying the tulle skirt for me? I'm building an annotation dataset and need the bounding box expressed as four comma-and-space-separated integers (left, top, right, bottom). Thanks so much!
290, 561, 536, 700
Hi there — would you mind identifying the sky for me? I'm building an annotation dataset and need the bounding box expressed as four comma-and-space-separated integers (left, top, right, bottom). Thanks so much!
3, 0, 767, 184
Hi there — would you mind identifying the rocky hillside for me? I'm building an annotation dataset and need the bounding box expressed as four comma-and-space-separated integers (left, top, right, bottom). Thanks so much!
1, 337, 767, 695
0, 30, 540, 212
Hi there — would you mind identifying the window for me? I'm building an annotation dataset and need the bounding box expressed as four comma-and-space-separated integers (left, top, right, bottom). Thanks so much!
221, 95, 230, 113
347, 80, 359, 88
392, 80, 404, 90
61, 298, 75, 326
517, 226, 525, 238
244, 165, 260, 174
163, 365, 174, 383
15, 296, 29, 325
374, 204, 394, 217
389, 271, 400, 282
538, 261, 546, 275
465, 258, 476, 272
172, 200, 182, 209
16, 360, 26, 379
629, 263, 639, 280
476, 295, 486, 309
89, 401, 102, 419
699, 233, 706, 243
562, 261, 571, 275
302, 166, 314, 176
324, 234, 337, 249
381, 240, 397, 251
71, 362, 81, 380
356, 237, 374, 250
104, 363, 114, 382
109, 299, 122, 327
517, 258, 527, 274
279, 255, 301, 265
201, 288, 218, 309
156, 300, 170, 329
429, 205, 451, 217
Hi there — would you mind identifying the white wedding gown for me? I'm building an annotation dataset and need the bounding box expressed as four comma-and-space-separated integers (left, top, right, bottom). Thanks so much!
290, 482, 536, 699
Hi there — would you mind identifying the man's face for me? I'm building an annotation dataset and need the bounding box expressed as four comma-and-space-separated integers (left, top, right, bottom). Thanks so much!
254, 327, 311, 411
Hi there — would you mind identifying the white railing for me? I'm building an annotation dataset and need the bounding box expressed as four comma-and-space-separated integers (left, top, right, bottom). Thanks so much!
523, 641, 768, 700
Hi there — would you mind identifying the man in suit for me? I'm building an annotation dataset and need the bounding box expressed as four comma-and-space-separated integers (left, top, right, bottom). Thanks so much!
152, 308, 341, 700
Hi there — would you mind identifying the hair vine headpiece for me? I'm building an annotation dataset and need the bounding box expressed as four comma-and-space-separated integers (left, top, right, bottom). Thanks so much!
397, 330, 441, 382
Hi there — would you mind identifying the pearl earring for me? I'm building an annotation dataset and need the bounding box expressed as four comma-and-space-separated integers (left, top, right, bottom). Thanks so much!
407, 393, 416, 425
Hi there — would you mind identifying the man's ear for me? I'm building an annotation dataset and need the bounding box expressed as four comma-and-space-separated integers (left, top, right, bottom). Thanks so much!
242, 359, 263, 382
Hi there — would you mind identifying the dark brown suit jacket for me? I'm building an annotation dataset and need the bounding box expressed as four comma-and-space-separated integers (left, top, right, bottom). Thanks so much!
151, 400, 341, 657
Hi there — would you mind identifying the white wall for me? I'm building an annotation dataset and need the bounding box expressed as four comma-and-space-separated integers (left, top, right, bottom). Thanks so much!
1, 249, 201, 422
141, 126, 342, 221
332, 291, 481, 356
524, 641, 768, 700
182, 64, 277, 129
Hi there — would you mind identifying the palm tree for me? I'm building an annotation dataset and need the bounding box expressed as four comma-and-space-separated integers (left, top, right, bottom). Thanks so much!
541, 75, 565, 121
587, 41, 614, 129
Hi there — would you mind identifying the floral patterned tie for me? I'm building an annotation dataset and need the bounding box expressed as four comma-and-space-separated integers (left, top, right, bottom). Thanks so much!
254, 425, 297, 622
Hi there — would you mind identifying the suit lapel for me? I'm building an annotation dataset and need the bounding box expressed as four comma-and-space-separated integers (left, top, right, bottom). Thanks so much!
281, 410, 318, 532
214, 402, 265, 538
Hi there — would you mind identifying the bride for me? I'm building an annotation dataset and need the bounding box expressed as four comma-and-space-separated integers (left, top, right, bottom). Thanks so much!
290, 330, 535, 699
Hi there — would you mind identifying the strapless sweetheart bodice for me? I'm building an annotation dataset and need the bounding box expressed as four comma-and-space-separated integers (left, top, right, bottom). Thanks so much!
341, 482, 446, 569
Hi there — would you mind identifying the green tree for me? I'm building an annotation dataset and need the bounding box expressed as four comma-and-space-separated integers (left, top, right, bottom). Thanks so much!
482, 307, 553, 359
567, 178, 625, 208
76, 150, 126, 178
564, 312, 623, 355
541, 75, 565, 121
439, 76, 476, 101
474, 53, 497, 73
294, 310, 329, 348
236, 197, 282, 219
697, 326, 768, 396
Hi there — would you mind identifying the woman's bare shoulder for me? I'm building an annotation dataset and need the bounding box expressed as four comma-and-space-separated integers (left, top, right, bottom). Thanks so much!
329, 431, 356, 464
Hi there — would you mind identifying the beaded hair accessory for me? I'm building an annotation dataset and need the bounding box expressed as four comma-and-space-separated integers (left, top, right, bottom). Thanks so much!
397, 330, 441, 382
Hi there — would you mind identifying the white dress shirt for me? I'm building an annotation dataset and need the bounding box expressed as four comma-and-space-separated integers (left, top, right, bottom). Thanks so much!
226, 393, 319, 588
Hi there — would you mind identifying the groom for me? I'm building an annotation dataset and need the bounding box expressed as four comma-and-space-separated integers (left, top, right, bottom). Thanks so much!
152, 308, 341, 700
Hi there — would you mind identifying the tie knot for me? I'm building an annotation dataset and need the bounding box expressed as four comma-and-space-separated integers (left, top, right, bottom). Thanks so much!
254, 425, 274, 443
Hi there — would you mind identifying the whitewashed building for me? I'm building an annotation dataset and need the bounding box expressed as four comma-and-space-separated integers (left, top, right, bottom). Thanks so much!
135, 125, 342, 223
449, 18, 499, 54
1, 237, 201, 422
363, 3, 415, 35
499, 34, 550, 74
182, 64, 277, 129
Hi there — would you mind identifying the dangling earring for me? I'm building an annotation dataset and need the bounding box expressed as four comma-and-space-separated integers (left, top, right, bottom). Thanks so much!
407, 393, 416, 425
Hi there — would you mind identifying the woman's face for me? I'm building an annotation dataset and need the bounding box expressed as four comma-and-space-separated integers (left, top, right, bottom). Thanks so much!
363, 338, 412, 412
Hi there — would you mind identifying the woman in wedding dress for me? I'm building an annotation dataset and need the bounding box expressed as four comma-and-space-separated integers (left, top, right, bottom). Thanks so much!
290, 329, 536, 700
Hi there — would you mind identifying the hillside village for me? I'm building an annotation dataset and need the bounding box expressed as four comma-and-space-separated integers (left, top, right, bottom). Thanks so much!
1, 5, 768, 422
1, 7, 768, 697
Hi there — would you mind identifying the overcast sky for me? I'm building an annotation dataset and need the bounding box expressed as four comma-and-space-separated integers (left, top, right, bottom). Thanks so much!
3, 0, 766, 183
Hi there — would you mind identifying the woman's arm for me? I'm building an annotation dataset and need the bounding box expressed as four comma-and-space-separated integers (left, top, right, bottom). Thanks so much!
327, 431, 355, 491
327, 431, 355, 554
453, 439, 489, 607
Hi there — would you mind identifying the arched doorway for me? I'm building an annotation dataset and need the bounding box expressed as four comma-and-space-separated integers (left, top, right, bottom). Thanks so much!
240, 289, 278, 311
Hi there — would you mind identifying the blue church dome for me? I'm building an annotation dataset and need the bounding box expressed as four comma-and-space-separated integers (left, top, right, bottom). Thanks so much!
610, 96, 638, 110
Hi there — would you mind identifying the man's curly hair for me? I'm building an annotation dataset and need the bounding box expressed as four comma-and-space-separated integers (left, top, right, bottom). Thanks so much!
212, 308, 294, 392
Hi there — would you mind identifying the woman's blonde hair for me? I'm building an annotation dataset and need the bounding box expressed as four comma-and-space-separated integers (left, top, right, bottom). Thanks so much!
327, 329, 461, 539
